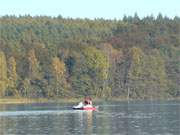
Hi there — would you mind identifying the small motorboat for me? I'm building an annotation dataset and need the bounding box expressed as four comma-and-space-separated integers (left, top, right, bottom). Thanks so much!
72, 102, 98, 111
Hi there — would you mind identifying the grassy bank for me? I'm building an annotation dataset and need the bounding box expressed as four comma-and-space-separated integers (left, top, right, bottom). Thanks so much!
0, 97, 106, 105
0, 97, 90, 105
0, 98, 49, 105
0, 97, 179, 105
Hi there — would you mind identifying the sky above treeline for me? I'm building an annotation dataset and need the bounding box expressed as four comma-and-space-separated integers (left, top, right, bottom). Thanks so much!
0, 0, 179, 19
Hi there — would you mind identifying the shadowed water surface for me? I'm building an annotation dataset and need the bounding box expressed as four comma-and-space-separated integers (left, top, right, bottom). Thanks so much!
0, 100, 179, 135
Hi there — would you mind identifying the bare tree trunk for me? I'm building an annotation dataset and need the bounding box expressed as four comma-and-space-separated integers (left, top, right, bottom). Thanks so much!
127, 85, 130, 102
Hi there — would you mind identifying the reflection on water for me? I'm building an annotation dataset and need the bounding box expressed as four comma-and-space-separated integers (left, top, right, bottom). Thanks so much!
86, 111, 93, 134
0, 101, 179, 135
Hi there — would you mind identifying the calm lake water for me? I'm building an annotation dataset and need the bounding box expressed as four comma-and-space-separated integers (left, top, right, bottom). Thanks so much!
0, 100, 179, 135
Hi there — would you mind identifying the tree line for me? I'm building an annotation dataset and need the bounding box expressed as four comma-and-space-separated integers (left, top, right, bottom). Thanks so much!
0, 14, 179, 99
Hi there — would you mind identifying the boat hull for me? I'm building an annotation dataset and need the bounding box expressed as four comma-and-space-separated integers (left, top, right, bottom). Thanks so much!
72, 107, 97, 111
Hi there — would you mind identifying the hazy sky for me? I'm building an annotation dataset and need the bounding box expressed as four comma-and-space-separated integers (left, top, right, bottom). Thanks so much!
0, 0, 179, 19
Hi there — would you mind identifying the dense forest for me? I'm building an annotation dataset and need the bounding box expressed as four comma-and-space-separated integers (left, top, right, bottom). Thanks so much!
0, 14, 179, 99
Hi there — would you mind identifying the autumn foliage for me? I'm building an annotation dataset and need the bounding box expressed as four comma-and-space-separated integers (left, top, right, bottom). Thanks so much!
0, 14, 179, 99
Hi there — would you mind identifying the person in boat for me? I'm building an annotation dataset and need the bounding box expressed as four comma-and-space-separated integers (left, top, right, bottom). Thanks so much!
89, 97, 92, 105
83, 96, 92, 106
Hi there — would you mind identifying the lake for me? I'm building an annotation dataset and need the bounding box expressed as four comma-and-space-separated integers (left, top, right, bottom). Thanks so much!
0, 100, 179, 135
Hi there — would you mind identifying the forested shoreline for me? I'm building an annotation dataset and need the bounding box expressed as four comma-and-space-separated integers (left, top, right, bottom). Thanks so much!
0, 14, 179, 100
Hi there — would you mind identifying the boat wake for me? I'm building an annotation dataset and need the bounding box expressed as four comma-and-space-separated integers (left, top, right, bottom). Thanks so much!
0, 110, 87, 117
